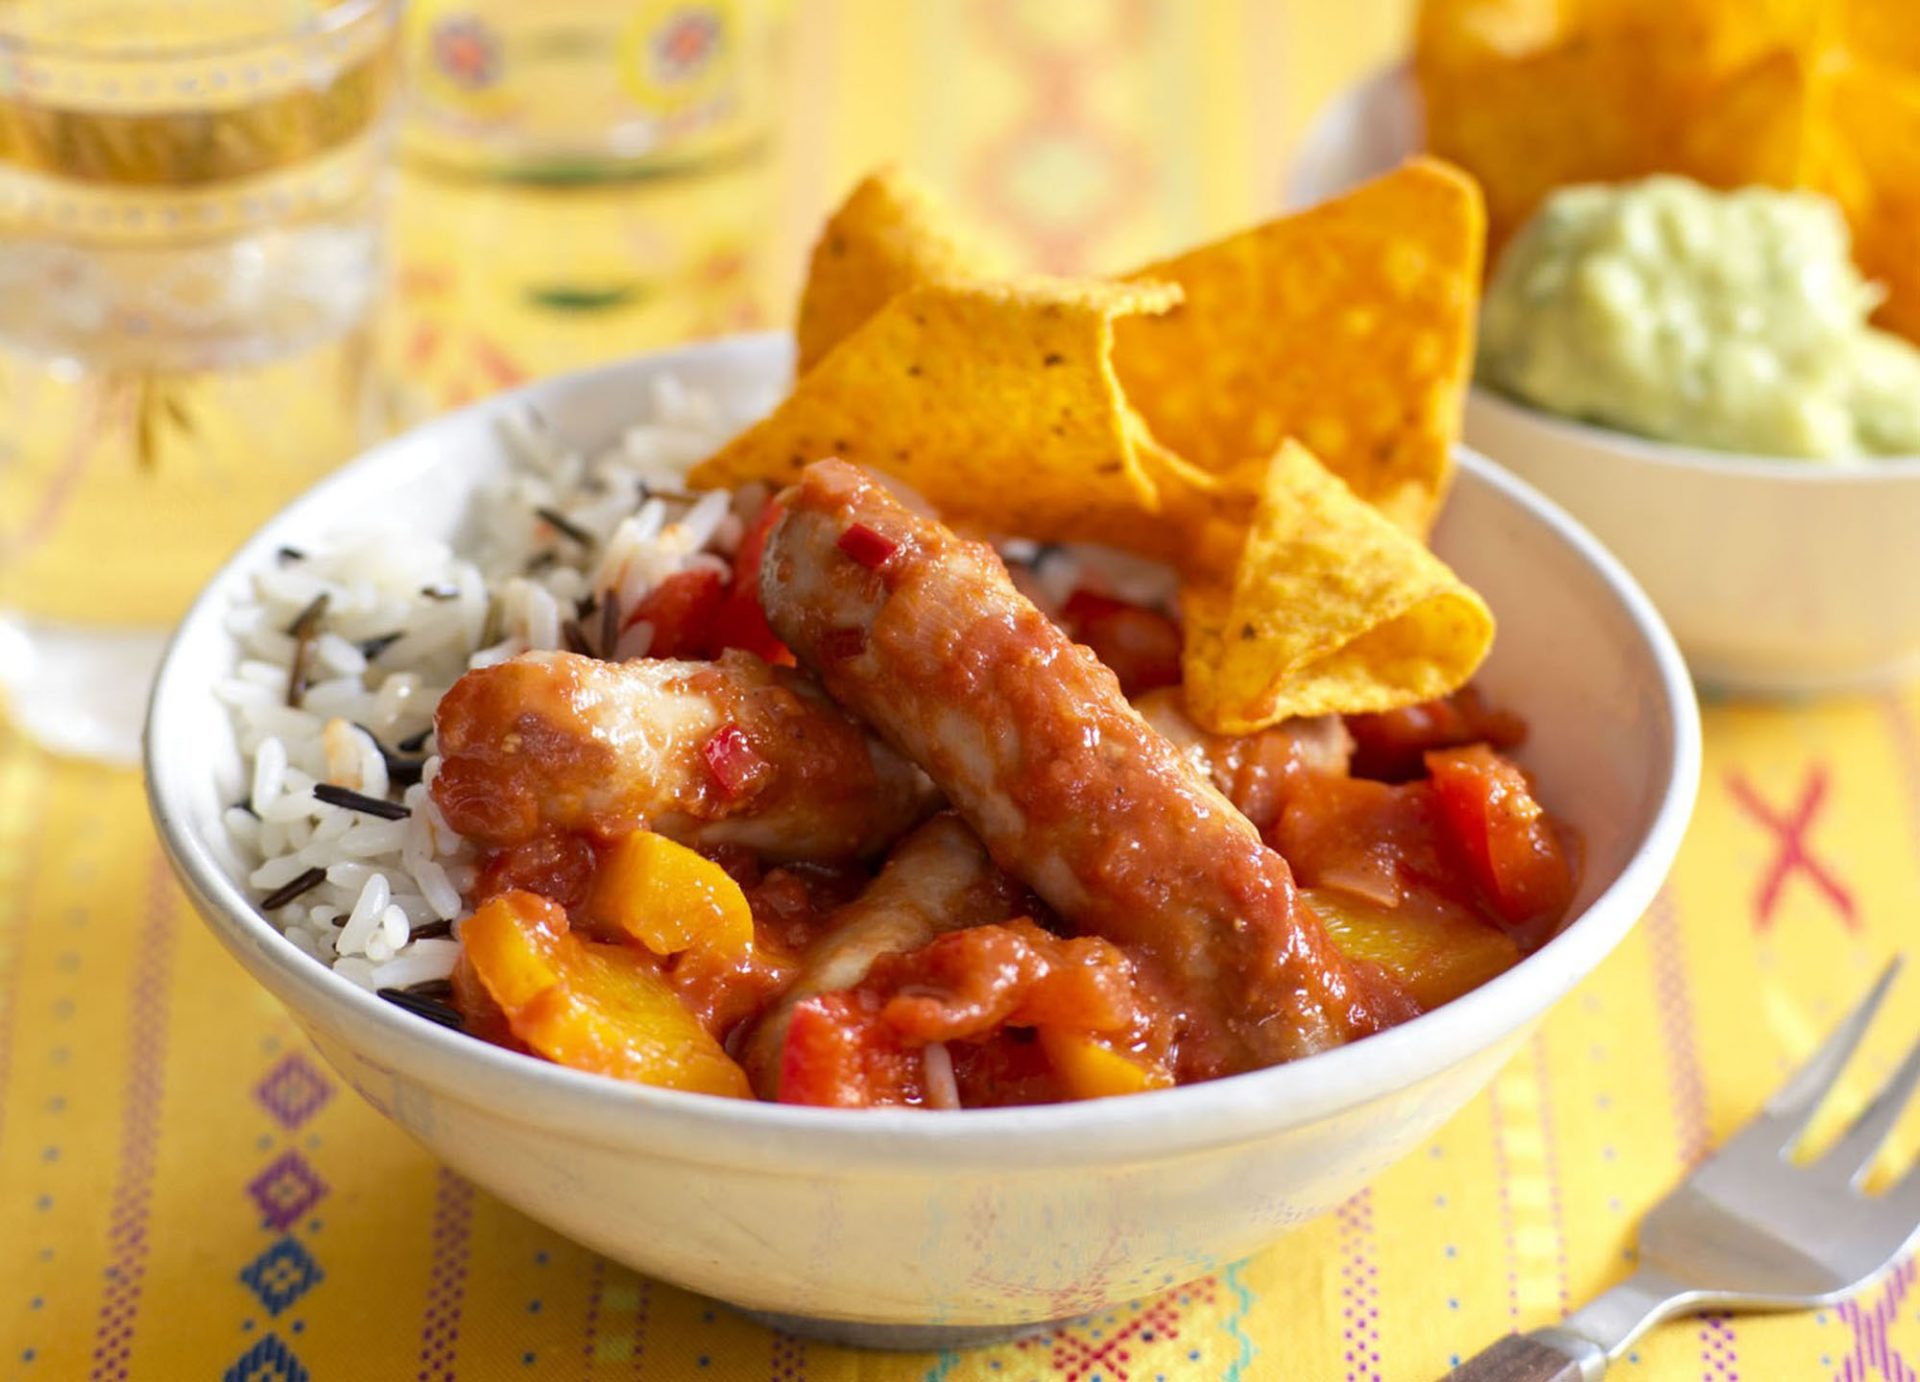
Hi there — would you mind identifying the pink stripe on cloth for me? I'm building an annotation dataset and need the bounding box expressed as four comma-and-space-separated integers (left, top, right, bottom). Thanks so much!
1336, 1189, 1382, 1382
0, 746, 48, 1161
88, 856, 181, 1380
416, 1167, 475, 1382
581, 1255, 607, 1373
770, 1327, 807, 1380
1645, 890, 1741, 1380
1835, 1257, 1917, 1382
1529, 1034, 1573, 1316
1487, 1077, 1522, 1327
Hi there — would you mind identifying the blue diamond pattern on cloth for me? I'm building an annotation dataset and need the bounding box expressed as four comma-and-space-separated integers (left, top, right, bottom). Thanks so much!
252, 1053, 332, 1132
223, 1333, 310, 1382
239, 1237, 324, 1316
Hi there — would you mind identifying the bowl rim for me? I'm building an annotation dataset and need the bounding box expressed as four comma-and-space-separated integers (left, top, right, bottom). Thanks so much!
1299, 61, 1920, 480
1468, 384, 1920, 482
144, 332, 1702, 1173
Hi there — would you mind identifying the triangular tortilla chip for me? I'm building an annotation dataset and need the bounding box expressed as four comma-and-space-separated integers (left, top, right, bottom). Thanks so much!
1180, 441, 1494, 732
1112, 160, 1484, 536
1416, 0, 1578, 68
1829, 60, 1920, 342
1578, 0, 1831, 75
794, 168, 998, 376
692, 278, 1189, 541
1845, 0, 1920, 78
1682, 49, 1830, 188
1420, 30, 1687, 250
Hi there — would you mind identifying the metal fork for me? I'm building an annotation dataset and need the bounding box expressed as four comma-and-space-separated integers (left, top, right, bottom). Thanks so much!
1447, 957, 1920, 1380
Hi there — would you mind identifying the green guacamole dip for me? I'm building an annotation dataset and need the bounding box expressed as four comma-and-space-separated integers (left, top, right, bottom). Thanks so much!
1477, 176, 1920, 460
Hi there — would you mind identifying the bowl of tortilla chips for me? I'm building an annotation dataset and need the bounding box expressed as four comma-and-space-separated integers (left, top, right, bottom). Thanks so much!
149, 161, 1699, 1343
1291, 0, 1920, 695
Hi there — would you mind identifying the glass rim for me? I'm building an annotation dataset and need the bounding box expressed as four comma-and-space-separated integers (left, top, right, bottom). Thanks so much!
0, 0, 399, 65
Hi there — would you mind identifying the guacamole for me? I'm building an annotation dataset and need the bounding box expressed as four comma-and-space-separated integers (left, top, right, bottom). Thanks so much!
1478, 176, 1920, 459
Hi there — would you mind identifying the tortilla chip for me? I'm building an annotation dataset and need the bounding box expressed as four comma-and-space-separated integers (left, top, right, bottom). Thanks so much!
692, 277, 1190, 541
1180, 442, 1495, 733
1415, 0, 1575, 69
1829, 61, 1920, 342
1576, 0, 1830, 73
1682, 49, 1831, 189
1417, 0, 1860, 256
1423, 30, 1694, 250
1112, 160, 1484, 536
1417, 0, 1823, 74
794, 168, 997, 375
1845, 0, 1920, 77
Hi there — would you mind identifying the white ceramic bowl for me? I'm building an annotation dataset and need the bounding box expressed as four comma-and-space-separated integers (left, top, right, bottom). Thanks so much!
145, 335, 1699, 1348
1290, 65, 1920, 696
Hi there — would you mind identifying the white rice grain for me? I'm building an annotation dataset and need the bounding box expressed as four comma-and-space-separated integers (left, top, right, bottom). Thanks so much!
332, 956, 379, 991
336, 818, 411, 858
412, 858, 463, 921
314, 632, 368, 678
378, 903, 410, 953
369, 939, 461, 990
250, 736, 288, 815
336, 873, 392, 956
250, 853, 315, 891
223, 807, 262, 851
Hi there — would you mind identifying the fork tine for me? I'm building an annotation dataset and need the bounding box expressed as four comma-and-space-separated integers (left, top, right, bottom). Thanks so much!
1893, 1153, 1920, 1221
1740, 958, 1903, 1155
1818, 1028, 1920, 1186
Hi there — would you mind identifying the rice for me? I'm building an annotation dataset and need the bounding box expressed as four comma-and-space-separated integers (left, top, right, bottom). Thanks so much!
217, 374, 758, 994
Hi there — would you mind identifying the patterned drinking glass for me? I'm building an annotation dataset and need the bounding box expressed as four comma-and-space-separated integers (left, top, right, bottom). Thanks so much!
385, 0, 785, 412
0, 0, 403, 761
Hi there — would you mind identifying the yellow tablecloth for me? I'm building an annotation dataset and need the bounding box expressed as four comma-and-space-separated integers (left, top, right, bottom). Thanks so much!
5, 3, 1918, 1378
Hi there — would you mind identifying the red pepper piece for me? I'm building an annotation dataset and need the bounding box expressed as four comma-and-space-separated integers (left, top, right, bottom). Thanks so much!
836, 522, 898, 571
701, 722, 769, 799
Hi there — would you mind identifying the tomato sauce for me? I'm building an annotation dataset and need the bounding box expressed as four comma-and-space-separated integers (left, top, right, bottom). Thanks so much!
445, 589, 1576, 1108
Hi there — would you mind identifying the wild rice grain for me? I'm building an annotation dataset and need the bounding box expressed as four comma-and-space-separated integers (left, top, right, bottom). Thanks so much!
284, 592, 331, 707
377, 986, 463, 1028
258, 866, 327, 910
313, 783, 410, 820
535, 505, 595, 547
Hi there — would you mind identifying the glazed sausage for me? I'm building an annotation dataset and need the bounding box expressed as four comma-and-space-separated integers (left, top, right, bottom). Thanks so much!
738, 812, 1027, 1095
432, 648, 936, 861
759, 460, 1408, 1077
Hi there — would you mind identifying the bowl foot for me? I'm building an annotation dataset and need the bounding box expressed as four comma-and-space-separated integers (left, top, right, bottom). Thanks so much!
729, 1306, 1080, 1351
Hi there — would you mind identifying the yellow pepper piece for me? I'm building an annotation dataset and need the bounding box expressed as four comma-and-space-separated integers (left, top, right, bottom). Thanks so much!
588, 831, 755, 958
1304, 886, 1521, 1013
464, 891, 752, 1098
1038, 1027, 1174, 1101
462, 890, 561, 1008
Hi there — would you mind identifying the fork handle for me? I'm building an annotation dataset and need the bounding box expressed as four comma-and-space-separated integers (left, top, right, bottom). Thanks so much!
1445, 1330, 1605, 1381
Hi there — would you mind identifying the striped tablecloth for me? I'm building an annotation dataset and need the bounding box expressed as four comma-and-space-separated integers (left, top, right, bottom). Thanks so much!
4, 3, 1915, 1378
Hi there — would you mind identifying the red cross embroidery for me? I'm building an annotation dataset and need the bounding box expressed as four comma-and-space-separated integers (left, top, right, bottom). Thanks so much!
1726, 767, 1859, 933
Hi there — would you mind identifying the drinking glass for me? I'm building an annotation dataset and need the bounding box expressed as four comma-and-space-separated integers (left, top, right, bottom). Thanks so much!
400, 0, 779, 181
386, 0, 786, 422
0, 0, 403, 761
